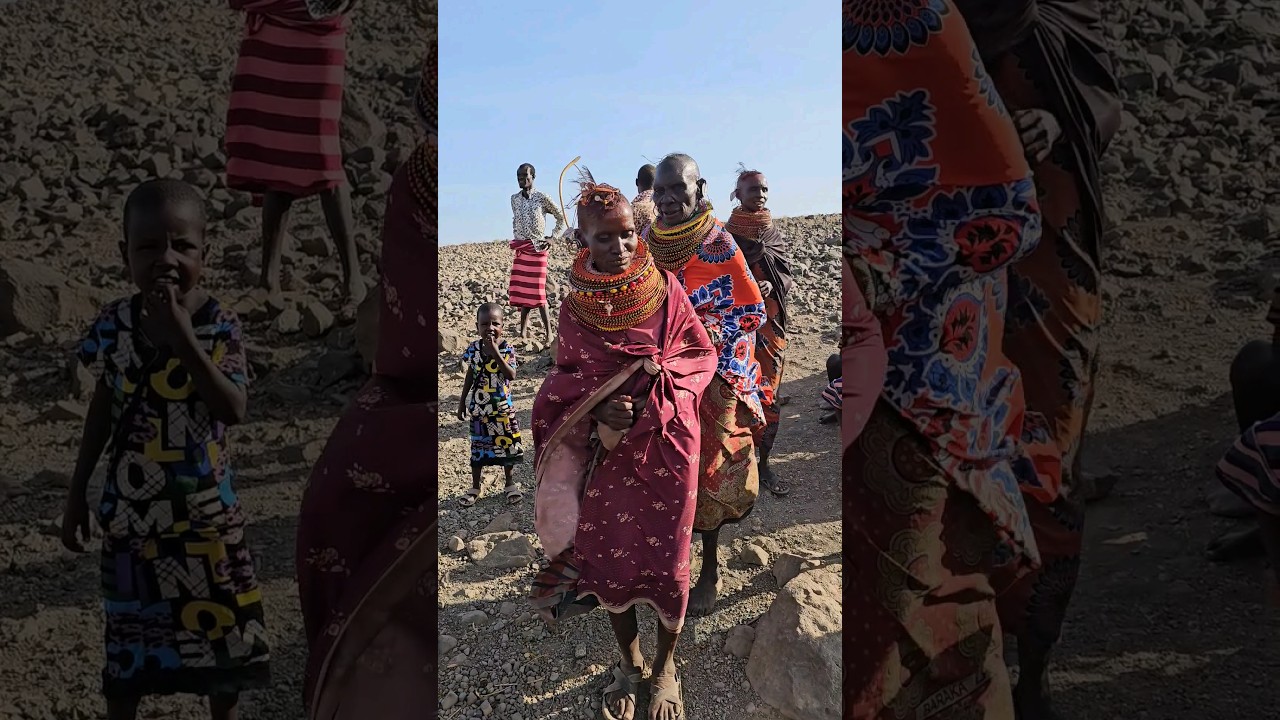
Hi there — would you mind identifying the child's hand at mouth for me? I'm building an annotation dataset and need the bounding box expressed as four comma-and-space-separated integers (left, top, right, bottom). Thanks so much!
141, 282, 195, 349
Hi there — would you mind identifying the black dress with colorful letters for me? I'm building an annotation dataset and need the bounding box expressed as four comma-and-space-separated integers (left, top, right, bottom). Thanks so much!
78, 295, 270, 698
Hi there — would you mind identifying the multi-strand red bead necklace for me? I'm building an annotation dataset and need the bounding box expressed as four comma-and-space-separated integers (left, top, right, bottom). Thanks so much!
724, 207, 772, 239
567, 241, 666, 332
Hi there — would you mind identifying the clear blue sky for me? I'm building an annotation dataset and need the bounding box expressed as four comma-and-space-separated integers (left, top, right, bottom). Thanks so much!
438, 0, 836, 245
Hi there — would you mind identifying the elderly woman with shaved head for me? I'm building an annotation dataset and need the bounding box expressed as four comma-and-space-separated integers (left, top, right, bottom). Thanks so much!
643, 153, 768, 622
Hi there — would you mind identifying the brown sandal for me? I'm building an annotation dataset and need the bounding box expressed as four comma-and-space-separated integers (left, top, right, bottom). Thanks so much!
648, 672, 684, 720
601, 661, 645, 720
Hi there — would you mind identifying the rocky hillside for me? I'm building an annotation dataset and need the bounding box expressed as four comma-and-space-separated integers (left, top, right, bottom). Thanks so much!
435, 214, 841, 347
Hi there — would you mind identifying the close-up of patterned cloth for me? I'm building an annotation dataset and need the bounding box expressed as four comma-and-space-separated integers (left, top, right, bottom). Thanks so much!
295, 25, 439, 720
843, 1, 1063, 717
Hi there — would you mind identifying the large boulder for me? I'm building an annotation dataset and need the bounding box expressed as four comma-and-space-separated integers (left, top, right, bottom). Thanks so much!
0, 259, 101, 337
746, 567, 841, 720
438, 328, 464, 355
466, 531, 537, 569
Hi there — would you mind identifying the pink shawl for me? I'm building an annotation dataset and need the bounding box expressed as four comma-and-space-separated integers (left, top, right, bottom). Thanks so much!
531, 272, 716, 631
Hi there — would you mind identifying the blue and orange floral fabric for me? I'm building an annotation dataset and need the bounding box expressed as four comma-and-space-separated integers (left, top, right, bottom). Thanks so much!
649, 221, 768, 424
843, 0, 1061, 565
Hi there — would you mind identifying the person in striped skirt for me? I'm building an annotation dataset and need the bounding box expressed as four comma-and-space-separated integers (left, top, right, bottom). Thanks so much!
510, 162, 567, 344
225, 0, 368, 309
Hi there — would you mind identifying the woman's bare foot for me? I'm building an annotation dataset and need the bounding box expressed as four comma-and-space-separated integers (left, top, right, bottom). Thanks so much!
260, 280, 284, 309
345, 276, 368, 304
339, 276, 368, 315
687, 569, 720, 616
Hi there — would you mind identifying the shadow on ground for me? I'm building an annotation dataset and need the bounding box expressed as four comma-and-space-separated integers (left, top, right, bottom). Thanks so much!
1053, 393, 1280, 717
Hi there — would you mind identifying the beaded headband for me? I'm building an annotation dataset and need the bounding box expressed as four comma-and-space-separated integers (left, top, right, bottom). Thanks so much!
572, 167, 628, 213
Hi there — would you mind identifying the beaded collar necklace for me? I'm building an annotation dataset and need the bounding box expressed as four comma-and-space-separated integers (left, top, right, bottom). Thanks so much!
724, 206, 772, 239
649, 201, 715, 272
567, 242, 666, 332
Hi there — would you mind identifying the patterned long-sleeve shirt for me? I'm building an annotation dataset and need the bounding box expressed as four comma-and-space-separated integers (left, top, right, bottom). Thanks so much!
631, 190, 657, 231
511, 190, 567, 242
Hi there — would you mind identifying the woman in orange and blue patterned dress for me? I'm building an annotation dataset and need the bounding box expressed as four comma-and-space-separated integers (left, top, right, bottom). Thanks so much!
643, 152, 767, 618
843, 2, 1062, 717
953, 4, 1122, 715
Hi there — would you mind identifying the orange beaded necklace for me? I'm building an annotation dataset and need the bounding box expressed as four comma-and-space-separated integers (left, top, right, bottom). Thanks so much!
567, 241, 666, 332
724, 207, 771, 239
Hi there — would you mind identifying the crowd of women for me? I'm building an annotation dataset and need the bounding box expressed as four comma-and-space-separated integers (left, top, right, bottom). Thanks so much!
842, 0, 1122, 717
516, 153, 799, 720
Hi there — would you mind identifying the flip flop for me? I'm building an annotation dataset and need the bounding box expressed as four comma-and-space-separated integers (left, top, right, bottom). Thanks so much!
504, 483, 524, 504
762, 474, 791, 497
648, 672, 685, 720
601, 661, 645, 720
459, 488, 480, 507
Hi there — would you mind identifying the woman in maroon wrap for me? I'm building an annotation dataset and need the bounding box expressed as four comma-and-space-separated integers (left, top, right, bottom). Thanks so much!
954, 3, 1122, 716
294, 50, 435, 720
529, 175, 716, 720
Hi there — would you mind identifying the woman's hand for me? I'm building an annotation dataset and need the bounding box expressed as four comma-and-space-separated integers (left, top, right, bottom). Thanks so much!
592, 394, 635, 432
1013, 108, 1062, 166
